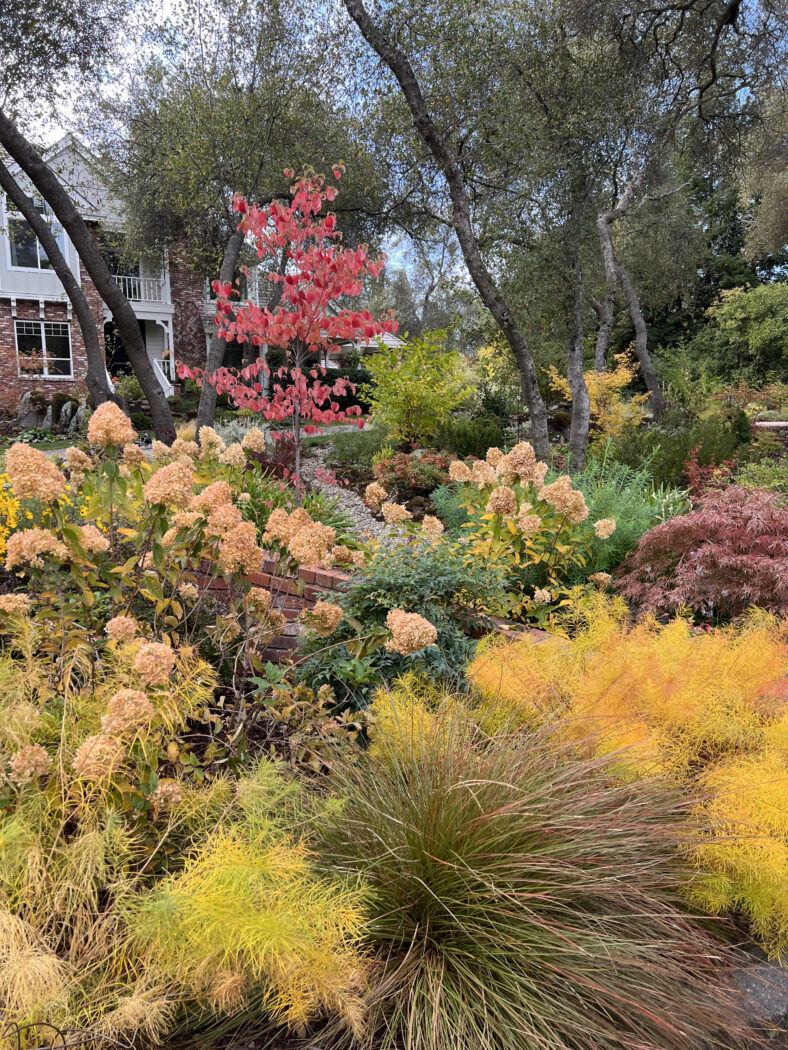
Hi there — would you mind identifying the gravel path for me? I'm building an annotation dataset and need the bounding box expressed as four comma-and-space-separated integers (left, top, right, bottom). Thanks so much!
301, 447, 388, 543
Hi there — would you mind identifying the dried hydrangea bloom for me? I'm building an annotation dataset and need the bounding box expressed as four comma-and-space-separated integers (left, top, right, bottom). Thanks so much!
198, 426, 226, 457
72, 733, 124, 779
537, 475, 589, 524
220, 443, 247, 467
6, 443, 67, 502
594, 518, 617, 539
331, 544, 355, 565
237, 491, 251, 504
172, 510, 202, 530
471, 460, 497, 488
381, 502, 412, 525
421, 515, 445, 541
486, 486, 517, 517
190, 480, 233, 515
171, 438, 199, 460
133, 641, 177, 687
351, 549, 366, 568
123, 443, 146, 469
9, 743, 51, 783
241, 427, 267, 453
143, 460, 195, 508
288, 521, 336, 567
205, 503, 243, 537
384, 609, 438, 655
151, 440, 173, 462
364, 482, 388, 512
64, 447, 92, 475
485, 447, 504, 467
516, 506, 541, 537
152, 778, 183, 808
533, 588, 552, 605
495, 441, 538, 485
100, 688, 155, 738
178, 582, 199, 601
533, 460, 548, 487
448, 460, 472, 483
78, 524, 110, 554
218, 520, 264, 575
303, 600, 344, 637
247, 587, 272, 615
0, 593, 31, 616
87, 402, 137, 447
589, 572, 612, 588
262, 507, 313, 545
6, 529, 69, 571
105, 615, 137, 643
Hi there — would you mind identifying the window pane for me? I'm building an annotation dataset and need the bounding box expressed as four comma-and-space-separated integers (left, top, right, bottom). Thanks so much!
9, 217, 39, 268
39, 223, 66, 269
44, 323, 72, 375
15, 321, 46, 374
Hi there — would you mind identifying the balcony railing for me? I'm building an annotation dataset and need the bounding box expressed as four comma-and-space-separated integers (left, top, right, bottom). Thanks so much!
112, 274, 164, 302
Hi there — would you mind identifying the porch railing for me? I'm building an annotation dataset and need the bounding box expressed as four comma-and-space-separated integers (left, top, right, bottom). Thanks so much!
112, 274, 164, 302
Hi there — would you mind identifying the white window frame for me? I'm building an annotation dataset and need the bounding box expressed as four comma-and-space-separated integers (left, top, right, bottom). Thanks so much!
2, 193, 67, 273
14, 319, 74, 380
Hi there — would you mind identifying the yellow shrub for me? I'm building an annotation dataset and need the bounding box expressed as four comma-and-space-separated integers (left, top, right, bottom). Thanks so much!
548, 350, 648, 444
467, 598, 788, 956
369, 673, 461, 760
0, 475, 20, 557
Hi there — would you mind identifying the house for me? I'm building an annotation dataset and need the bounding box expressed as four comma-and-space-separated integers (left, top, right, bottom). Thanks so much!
0, 135, 206, 410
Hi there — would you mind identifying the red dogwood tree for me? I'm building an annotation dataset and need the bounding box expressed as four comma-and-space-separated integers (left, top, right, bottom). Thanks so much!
177, 167, 398, 485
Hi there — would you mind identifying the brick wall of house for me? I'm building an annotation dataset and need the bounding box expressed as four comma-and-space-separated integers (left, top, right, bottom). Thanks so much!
169, 247, 207, 370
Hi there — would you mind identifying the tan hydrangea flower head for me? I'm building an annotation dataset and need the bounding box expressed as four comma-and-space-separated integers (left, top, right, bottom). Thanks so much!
78, 524, 110, 554
537, 475, 589, 524
381, 502, 412, 526
198, 426, 226, 457
143, 460, 195, 508
205, 503, 243, 537
533, 588, 552, 605
190, 480, 234, 515
247, 587, 272, 615
133, 641, 177, 687
590, 572, 612, 588
364, 482, 388, 512
485, 447, 504, 467
178, 582, 199, 601
151, 439, 174, 462
421, 515, 445, 542
516, 505, 541, 537
220, 443, 247, 468
288, 521, 336, 568
6, 529, 69, 571
351, 549, 366, 568
485, 486, 517, 517
0, 593, 31, 617
331, 544, 355, 565
72, 733, 124, 780
237, 491, 251, 504
100, 689, 155, 738
384, 609, 438, 655
495, 441, 538, 485
152, 778, 183, 808
9, 743, 51, 783
87, 402, 137, 447
241, 427, 267, 453
171, 438, 199, 460
533, 460, 549, 487
262, 507, 313, 545
471, 460, 497, 488
6, 443, 67, 502
594, 518, 617, 539
303, 600, 344, 637
218, 521, 264, 575
105, 615, 137, 643
64, 447, 93, 475
448, 459, 472, 483
122, 443, 147, 469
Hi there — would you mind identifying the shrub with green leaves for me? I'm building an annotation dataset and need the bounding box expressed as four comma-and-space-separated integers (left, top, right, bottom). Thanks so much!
320, 688, 755, 1050
241, 467, 358, 545
328, 425, 392, 468
437, 415, 503, 458
736, 455, 788, 499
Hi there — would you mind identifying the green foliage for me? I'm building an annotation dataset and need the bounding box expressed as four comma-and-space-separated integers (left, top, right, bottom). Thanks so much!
361, 331, 472, 445
241, 468, 358, 545
320, 686, 750, 1050
437, 416, 503, 458
114, 374, 145, 402
129, 411, 153, 431
430, 484, 470, 533
735, 456, 788, 499
328, 425, 392, 469
689, 283, 788, 383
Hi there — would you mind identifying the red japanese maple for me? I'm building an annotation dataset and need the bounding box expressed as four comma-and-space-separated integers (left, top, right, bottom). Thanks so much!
178, 167, 397, 484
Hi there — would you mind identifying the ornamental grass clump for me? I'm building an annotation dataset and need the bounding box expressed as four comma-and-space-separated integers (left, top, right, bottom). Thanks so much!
320, 685, 756, 1050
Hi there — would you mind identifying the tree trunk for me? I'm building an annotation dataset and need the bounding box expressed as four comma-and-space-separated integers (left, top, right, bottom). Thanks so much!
567, 265, 590, 471
0, 157, 118, 410
0, 110, 176, 441
592, 294, 615, 372
342, 0, 550, 460
195, 228, 245, 437
596, 193, 665, 420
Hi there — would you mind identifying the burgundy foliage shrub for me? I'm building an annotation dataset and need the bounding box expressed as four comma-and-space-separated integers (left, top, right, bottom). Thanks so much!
614, 485, 788, 619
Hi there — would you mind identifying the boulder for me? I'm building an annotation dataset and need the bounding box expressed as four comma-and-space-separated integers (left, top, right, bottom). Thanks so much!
16, 391, 47, 429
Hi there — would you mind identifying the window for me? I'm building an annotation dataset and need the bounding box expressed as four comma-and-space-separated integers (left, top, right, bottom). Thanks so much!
5, 198, 66, 270
15, 320, 73, 378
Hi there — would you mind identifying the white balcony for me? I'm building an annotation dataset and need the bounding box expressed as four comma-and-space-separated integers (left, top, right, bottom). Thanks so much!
112, 274, 164, 302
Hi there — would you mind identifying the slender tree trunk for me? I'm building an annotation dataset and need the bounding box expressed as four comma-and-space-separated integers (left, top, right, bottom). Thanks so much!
195, 228, 245, 437
596, 191, 665, 420
567, 264, 590, 471
592, 294, 615, 372
0, 158, 118, 409
0, 110, 175, 441
342, 0, 550, 459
